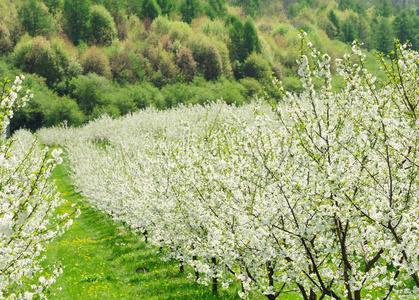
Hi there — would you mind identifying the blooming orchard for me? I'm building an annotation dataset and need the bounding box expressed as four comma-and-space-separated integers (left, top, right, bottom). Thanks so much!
38, 37, 419, 299
0, 77, 77, 299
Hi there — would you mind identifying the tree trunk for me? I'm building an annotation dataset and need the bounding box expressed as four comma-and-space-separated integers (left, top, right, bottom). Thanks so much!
180, 258, 184, 273
193, 255, 199, 280
212, 257, 218, 296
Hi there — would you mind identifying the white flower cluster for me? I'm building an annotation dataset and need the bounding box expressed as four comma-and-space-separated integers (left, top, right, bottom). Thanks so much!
0, 76, 32, 134
0, 77, 76, 299
39, 39, 419, 299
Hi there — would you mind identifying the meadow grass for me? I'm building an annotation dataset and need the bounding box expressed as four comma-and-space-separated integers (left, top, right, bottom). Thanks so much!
42, 161, 305, 299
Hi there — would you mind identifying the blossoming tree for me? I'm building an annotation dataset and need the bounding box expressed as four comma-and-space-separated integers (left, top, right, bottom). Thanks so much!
0, 76, 77, 299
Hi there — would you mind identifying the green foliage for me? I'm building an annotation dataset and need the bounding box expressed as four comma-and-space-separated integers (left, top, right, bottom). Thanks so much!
108, 89, 138, 115
393, 10, 419, 50
69, 73, 112, 114
0, 1, 23, 45
176, 45, 197, 82
339, 19, 357, 43
106, 40, 145, 85
327, 9, 340, 32
243, 18, 261, 54
188, 36, 223, 80
228, 17, 247, 62
214, 40, 233, 77
66, 57, 84, 79
234, 0, 261, 17
157, 0, 176, 15
271, 23, 292, 37
152, 15, 171, 36
143, 0, 161, 20
160, 77, 246, 107
43, 95, 85, 127
63, 0, 91, 44
9, 73, 80, 132
375, 17, 394, 55
12, 36, 69, 86
0, 22, 13, 55
338, 0, 356, 11
1, 0, 410, 133
239, 76, 262, 98
180, 0, 203, 24
287, 3, 300, 18
282, 76, 303, 93
168, 20, 193, 42
128, 82, 162, 109
113, 10, 128, 40
155, 48, 178, 84
207, 0, 227, 19
242, 52, 271, 83
377, 0, 393, 17
80, 46, 112, 79
201, 19, 229, 42
17, 0, 52, 37
89, 4, 117, 46
43, 0, 63, 15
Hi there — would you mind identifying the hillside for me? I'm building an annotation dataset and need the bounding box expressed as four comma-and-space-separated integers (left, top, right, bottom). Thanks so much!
1, 0, 419, 131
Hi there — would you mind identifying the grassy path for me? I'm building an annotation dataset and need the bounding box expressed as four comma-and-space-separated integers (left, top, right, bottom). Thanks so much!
43, 162, 243, 300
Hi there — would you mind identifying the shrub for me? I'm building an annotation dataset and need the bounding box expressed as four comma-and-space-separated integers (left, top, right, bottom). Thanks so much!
127, 15, 147, 42
188, 36, 223, 80
80, 46, 112, 79
0, 22, 13, 55
161, 34, 173, 52
106, 40, 141, 84
243, 52, 272, 84
43, 95, 85, 127
152, 15, 171, 36
69, 73, 112, 114
176, 46, 197, 82
109, 88, 138, 115
66, 57, 84, 79
12, 36, 68, 86
168, 20, 193, 43
214, 40, 233, 78
128, 82, 162, 109
157, 49, 178, 82
239, 77, 262, 98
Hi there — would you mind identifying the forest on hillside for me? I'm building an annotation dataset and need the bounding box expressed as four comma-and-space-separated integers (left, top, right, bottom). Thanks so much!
1, 0, 419, 132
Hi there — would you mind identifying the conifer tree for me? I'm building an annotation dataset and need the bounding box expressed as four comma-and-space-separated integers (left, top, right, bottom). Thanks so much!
228, 17, 246, 62
63, 0, 91, 45
180, 0, 202, 24
243, 18, 261, 55
143, 0, 161, 20
393, 10, 419, 50
157, 0, 175, 15
376, 17, 394, 55
18, 0, 52, 37
208, 0, 226, 18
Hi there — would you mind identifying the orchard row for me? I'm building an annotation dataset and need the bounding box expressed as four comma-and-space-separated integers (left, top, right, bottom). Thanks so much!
38, 40, 419, 299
